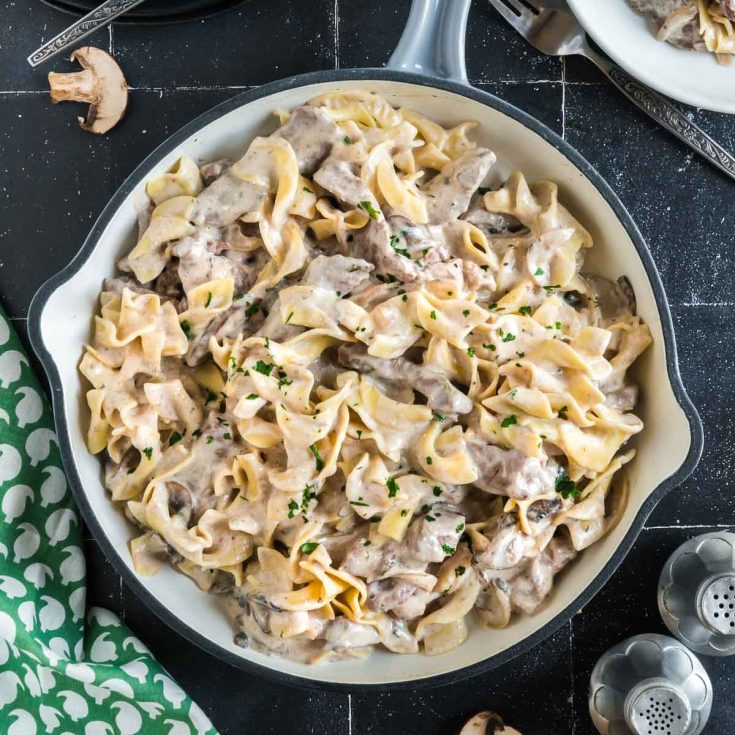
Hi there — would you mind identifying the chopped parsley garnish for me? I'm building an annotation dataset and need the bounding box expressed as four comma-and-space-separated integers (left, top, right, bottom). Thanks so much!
400, 509, 409, 517
555, 321, 562, 330
206, 436, 214, 444
386, 477, 400, 498
343, 135, 352, 145
364, 539, 372, 546
463, 309, 470, 317
309, 443, 325, 472
300, 542, 319, 554
402, 293, 408, 302
169, 431, 183, 446
252, 360, 274, 376
205, 291, 213, 308
425, 456, 433, 465
467, 347, 475, 357
432, 411, 445, 422
302, 186, 313, 194
350, 500, 369, 507
455, 566, 466, 577
301, 484, 315, 512
205, 389, 218, 403
389, 235, 411, 258
433, 486, 442, 497
555, 471, 581, 500
516, 351, 525, 358
356, 429, 363, 439
483, 342, 497, 351
192, 429, 202, 438
287, 499, 299, 518
358, 200, 380, 220
455, 523, 465, 533
519, 305, 532, 316
180, 320, 192, 340
441, 544, 455, 555
421, 504, 431, 514
223, 432, 232, 440
501, 415, 517, 428
142, 447, 153, 460
426, 515, 436, 522
285, 311, 294, 324
534, 267, 544, 276
429, 310, 437, 320
477, 187, 490, 195
246, 393, 259, 400
244, 301, 261, 318
501, 332, 516, 343
558, 405, 569, 420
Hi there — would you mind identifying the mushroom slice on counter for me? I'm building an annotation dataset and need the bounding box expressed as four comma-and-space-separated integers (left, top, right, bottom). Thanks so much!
48, 46, 128, 134
459, 711, 522, 735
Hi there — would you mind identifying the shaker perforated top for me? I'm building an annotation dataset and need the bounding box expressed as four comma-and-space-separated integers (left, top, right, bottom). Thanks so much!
39, 0, 247, 23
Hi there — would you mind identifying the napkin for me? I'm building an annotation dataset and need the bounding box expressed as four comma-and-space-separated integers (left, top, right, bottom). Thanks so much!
0, 305, 218, 735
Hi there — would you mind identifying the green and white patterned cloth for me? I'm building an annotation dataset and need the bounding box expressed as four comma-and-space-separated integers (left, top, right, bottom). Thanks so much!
0, 305, 218, 735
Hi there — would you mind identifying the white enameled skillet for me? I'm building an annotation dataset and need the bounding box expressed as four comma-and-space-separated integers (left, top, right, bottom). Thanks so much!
29, 0, 703, 689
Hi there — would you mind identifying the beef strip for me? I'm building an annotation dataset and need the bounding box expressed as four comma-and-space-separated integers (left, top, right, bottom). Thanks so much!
719, 0, 735, 21
422, 148, 496, 225
507, 534, 577, 614
338, 343, 473, 415
200, 159, 231, 186
274, 106, 339, 176
387, 215, 451, 267
467, 438, 558, 500
460, 203, 522, 234
313, 158, 378, 210
341, 510, 465, 583
303, 254, 373, 293
190, 171, 268, 227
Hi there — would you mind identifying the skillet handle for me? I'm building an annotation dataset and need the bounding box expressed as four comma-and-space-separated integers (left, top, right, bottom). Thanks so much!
387, 0, 471, 84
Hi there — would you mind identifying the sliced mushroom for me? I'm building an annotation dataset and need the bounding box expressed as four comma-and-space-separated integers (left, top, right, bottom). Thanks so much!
48, 46, 128, 134
459, 711, 522, 735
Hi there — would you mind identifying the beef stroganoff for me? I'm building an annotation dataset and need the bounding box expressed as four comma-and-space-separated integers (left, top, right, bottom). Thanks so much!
79, 91, 651, 663
630, 0, 735, 62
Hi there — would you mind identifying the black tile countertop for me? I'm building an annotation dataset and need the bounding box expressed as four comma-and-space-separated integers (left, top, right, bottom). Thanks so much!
2, 1, 734, 733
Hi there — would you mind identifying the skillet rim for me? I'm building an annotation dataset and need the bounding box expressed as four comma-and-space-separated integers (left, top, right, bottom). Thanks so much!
28, 67, 704, 692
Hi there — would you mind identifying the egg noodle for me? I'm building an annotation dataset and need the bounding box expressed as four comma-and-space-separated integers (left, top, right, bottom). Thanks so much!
80, 91, 651, 662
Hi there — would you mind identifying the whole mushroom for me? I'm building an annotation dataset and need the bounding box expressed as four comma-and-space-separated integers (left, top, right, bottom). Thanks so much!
48, 46, 128, 134
459, 711, 522, 735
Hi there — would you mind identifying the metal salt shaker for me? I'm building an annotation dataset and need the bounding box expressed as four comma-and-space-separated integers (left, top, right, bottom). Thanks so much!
589, 633, 713, 735
658, 530, 735, 657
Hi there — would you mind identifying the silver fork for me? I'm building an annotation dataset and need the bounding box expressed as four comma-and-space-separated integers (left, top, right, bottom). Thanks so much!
488, 0, 735, 182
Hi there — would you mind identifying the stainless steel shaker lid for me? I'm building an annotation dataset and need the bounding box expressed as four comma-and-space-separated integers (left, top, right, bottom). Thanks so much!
658, 531, 735, 656
589, 634, 712, 735
625, 678, 691, 735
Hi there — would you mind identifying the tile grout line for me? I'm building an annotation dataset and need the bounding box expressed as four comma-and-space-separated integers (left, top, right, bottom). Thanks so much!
561, 57, 567, 140
347, 693, 352, 735
0, 80, 609, 96
644, 524, 734, 530
569, 619, 576, 735
108, 23, 114, 57
334, 0, 340, 70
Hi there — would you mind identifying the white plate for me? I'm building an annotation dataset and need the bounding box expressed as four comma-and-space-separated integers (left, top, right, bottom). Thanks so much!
568, 0, 735, 113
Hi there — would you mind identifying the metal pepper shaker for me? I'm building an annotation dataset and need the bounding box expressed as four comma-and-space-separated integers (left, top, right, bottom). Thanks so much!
588, 633, 713, 735
658, 530, 735, 657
